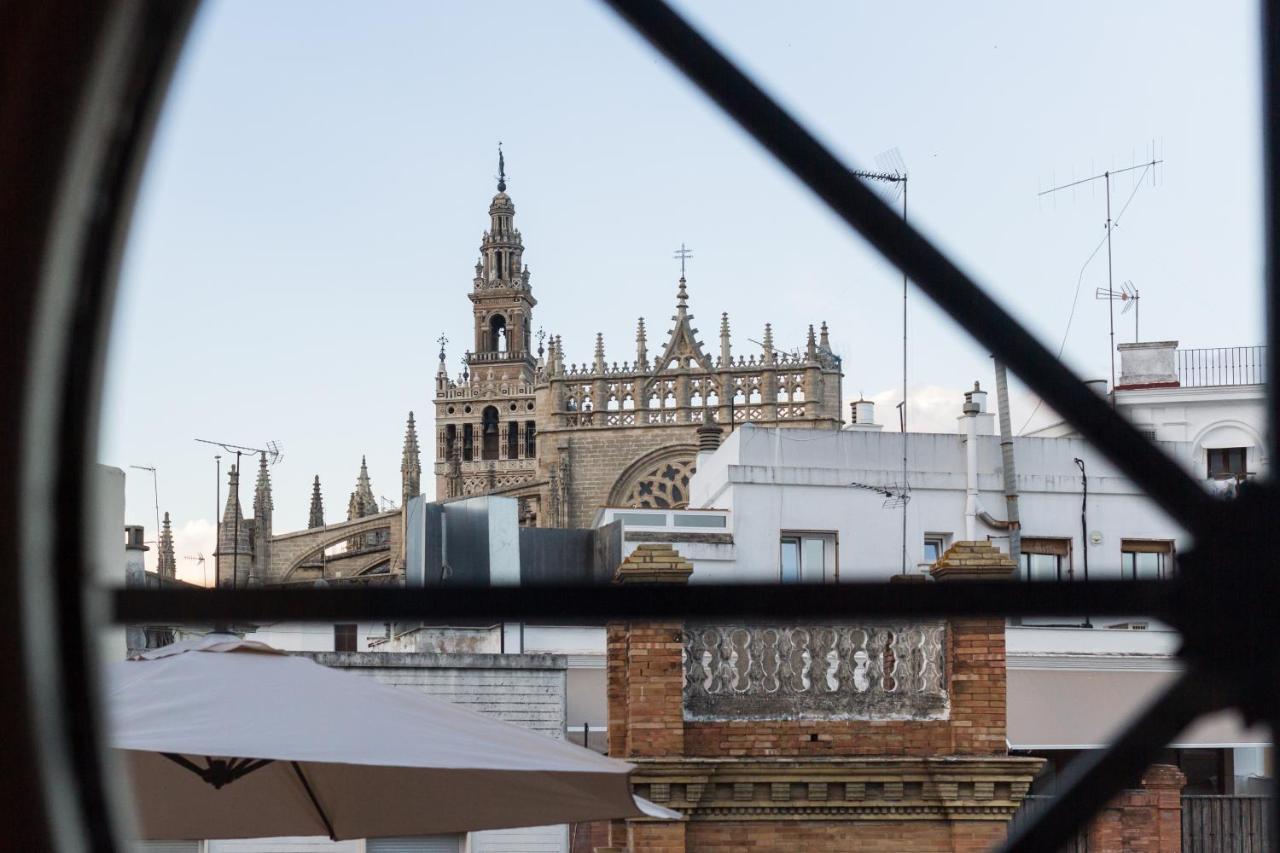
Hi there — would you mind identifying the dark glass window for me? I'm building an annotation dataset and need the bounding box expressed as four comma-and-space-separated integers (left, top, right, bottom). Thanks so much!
334, 624, 357, 653
1207, 447, 1247, 479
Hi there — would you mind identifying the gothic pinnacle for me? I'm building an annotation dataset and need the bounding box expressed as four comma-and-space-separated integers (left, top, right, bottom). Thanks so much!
819, 320, 830, 349
308, 475, 324, 528
636, 318, 648, 369
157, 511, 176, 579
254, 451, 273, 514
676, 277, 689, 312
593, 333, 606, 372
807, 324, 817, 358
402, 411, 422, 503
720, 312, 732, 365
762, 322, 774, 356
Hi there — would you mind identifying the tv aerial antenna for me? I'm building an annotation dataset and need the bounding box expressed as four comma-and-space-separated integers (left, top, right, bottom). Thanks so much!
1039, 147, 1162, 403
848, 480, 911, 510
1095, 280, 1141, 343
184, 554, 207, 588
194, 438, 283, 590
854, 148, 910, 574
128, 464, 161, 549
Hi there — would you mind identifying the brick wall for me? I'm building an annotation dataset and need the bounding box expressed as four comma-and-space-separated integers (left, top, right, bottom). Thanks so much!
686, 821, 1006, 852
603, 542, 1047, 852
1086, 765, 1187, 853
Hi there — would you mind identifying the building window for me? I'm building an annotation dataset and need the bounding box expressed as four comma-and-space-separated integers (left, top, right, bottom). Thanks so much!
1207, 447, 1247, 480
524, 421, 536, 457
780, 532, 836, 583
334, 623, 357, 652
923, 534, 949, 566
1020, 537, 1070, 582
1122, 539, 1175, 580
506, 421, 519, 459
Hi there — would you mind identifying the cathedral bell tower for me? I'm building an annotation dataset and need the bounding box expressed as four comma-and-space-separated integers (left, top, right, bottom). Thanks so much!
468, 145, 537, 384
432, 148, 543, 515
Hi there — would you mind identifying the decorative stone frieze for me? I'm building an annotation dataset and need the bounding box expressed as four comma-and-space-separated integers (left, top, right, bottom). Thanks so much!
626, 757, 1042, 823
683, 623, 948, 721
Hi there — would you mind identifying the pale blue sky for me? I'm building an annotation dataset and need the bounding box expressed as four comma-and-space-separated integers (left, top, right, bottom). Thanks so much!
101, 1, 1265, 581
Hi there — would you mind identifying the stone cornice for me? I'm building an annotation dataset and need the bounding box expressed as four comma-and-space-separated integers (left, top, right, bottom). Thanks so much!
625, 756, 1043, 823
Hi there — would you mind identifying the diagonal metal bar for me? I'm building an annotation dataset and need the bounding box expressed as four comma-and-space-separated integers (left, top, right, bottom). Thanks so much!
600, 0, 1216, 535
1000, 669, 1207, 853
1264, 0, 1280, 463
112, 579, 1177, 625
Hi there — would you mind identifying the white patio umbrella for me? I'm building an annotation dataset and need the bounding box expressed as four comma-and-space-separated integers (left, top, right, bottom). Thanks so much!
107, 634, 674, 841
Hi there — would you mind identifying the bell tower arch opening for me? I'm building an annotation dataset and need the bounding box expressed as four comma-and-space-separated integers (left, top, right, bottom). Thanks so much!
481, 405, 500, 460
489, 314, 508, 353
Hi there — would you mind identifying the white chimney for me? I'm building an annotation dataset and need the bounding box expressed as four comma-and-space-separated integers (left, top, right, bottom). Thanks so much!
844, 399, 883, 431
124, 524, 148, 587
956, 381, 996, 436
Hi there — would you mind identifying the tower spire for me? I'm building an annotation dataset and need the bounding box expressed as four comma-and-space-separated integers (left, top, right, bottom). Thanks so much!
156, 511, 176, 579
308, 475, 324, 529
402, 411, 422, 506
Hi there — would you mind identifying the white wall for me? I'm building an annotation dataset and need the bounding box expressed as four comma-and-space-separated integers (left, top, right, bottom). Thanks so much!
685, 424, 1188, 585
250, 622, 390, 652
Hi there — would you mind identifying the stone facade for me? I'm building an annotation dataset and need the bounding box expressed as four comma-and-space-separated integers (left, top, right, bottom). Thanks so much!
432, 154, 844, 529
602, 542, 1043, 852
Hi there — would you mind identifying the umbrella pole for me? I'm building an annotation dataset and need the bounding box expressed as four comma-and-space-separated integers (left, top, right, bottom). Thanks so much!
291, 761, 337, 841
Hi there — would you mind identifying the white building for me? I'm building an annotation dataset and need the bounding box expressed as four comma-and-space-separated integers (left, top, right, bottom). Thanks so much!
592, 339, 1270, 794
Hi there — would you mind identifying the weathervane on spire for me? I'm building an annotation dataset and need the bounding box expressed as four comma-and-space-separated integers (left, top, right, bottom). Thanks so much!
437, 333, 448, 360
497, 142, 506, 193
673, 243, 693, 280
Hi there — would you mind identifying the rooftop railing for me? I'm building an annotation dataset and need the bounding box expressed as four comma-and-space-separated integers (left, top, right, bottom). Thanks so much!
1176, 346, 1266, 387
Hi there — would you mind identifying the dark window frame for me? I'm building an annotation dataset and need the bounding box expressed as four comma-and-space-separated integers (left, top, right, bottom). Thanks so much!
9, 2, 1280, 850
1208, 446, 1249, 480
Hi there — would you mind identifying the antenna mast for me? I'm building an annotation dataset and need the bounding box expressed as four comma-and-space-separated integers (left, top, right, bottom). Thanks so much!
855, 149, 910, 573
1040, 152, 1162, 403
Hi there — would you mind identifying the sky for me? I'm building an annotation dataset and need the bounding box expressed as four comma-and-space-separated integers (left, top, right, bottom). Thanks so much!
99, 1, 1266, 583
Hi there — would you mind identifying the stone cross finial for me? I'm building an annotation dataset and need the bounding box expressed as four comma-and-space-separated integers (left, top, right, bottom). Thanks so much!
308, 475, 324, 529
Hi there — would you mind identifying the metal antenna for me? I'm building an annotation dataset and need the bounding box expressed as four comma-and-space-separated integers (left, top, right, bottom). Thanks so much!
194, 437, 283, 590
1040, 148, 1163, 402
128, 464, 161, 550
183, 554, 207, 588
1095, 280, 1142, 343
854, 148, 910, 574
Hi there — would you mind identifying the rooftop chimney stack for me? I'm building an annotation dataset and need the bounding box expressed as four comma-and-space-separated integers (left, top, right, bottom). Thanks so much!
844, 399, 883, 431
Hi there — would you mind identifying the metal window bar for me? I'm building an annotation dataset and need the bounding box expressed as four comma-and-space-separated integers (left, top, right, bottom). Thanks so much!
6, 1, 1280, 851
